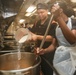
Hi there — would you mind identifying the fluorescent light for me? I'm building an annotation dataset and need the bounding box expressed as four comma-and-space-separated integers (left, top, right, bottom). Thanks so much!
25, 12, 31, 16
25, 9, 37, 17
70, 0, 76, 2
26, 5, 36, 13
73, 8, 76, 11
32, 9, 37, 13
48, 12, 51, 15
19, 19, 25, 23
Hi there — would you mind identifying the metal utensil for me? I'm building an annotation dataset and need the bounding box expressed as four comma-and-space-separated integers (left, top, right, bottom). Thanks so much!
39, 14, 54, 50
33, 14, 54, 66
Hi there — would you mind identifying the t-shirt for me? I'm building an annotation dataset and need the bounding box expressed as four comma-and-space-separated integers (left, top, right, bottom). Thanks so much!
30, 17, 57, 61
30, 17, 57, 48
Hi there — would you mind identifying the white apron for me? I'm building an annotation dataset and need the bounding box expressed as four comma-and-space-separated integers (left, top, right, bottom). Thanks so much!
53, 18, 76, 75
56, 18, 72, 46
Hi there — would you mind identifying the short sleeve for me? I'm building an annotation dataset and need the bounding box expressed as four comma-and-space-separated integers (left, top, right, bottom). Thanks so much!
48, 23, 57, 38
71, 18, 76, 30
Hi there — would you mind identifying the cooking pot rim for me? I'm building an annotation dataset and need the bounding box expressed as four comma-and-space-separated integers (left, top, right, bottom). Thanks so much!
0, 52, 41, 73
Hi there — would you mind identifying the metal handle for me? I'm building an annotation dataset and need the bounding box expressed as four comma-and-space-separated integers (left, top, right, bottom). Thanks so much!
39, 14, 54, 50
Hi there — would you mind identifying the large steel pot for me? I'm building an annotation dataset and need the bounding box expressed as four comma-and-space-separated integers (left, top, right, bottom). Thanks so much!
0, 52, 41, 75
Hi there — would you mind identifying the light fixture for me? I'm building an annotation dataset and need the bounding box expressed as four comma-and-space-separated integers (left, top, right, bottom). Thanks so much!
19, 19, 25, 24
48, 12, 51, 15
26, 5, 36, 13
70, 0, 76, 2
25, 12, 32, 16
25, 9, 37, 17
73, 8, 76, 11
32, 9, 37, 13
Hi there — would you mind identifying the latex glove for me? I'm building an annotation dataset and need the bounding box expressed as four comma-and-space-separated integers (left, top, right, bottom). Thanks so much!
34, 47, 46, 55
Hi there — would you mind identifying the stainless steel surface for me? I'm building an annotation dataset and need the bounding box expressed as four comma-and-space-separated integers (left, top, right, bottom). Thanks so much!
0, 52, 41, 75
